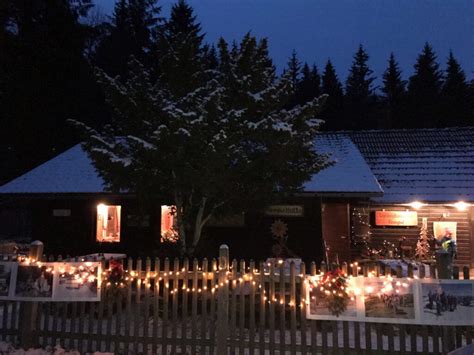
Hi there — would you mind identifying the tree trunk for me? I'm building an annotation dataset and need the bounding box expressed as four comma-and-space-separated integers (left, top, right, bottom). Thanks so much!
174, 192, 187, 256
192, 197, 206, 248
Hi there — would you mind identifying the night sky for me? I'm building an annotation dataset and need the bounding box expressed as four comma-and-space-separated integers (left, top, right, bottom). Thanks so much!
95, 0, 474, 84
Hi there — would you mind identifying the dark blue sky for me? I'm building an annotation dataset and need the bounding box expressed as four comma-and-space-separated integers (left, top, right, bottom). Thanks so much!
95, 0, 474, 84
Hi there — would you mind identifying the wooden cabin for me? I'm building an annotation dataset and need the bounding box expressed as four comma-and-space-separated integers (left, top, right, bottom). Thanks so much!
1, 127, 473, 267
345, 128, 474, 268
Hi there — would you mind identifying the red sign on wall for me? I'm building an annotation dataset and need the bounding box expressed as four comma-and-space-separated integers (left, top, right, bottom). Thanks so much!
375, 211, 418, 226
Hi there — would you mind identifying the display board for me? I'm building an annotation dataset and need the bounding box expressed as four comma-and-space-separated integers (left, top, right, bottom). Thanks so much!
374, 210, 418, 226
0, 261, 101, 302
306, 276, 474, 326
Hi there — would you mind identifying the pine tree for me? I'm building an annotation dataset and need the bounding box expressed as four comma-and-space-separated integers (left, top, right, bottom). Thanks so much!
203, 44, 218, 70
381, 53, 406, 128
253, 37, 276, 88
441, 51, 471, 126
469, 80, 474, 126
320, 59, 344, 130
345, 44, 376, 129
74, 31, 330, 255
156, 0, 204, 97
407, 42, 443, 127
295, 63, 321, 106
219, 34, 275, 107
286, 50, 301, 92
415, 218, 431, 260
93, 0, 161, 78
0, 0, 101, 184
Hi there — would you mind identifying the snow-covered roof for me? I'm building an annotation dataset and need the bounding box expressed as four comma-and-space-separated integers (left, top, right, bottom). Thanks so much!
0, 136, 383, 196
304, 134, 383, 195
347, 127, 474, 203
0, 144, 106, 194
7, 127, 471, 202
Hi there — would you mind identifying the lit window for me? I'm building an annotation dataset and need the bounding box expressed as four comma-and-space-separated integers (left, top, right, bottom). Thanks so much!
96, 204, 121, 243
161, 205, 179, 243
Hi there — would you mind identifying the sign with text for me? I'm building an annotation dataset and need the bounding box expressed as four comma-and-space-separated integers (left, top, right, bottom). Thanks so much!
375, 210, 418, 226
264, 205, 304, 217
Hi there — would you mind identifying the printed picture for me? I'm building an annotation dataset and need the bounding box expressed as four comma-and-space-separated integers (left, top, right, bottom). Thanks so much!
15, 265, 53, 299
0, 262, 14, 298
364, 278, 415, 320
421, 281, 473, 325
306, 276, 359, 320
433, 221, 457, 242
54, 262, 100, 301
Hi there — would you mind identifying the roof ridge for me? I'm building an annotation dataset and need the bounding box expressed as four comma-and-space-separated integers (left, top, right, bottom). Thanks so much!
319, 126, 474, 135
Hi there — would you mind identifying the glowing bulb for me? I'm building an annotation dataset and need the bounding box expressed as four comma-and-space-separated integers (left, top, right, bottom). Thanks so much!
408, 201, 424, 210
454, 201, 469, 211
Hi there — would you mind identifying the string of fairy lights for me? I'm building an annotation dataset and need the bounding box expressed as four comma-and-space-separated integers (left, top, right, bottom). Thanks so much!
15, 256, 415, 307
17, 256, 99, 286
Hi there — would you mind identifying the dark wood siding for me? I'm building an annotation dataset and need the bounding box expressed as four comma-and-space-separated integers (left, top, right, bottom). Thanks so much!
30, 197, 161, 256
322, 202, 351, 263
353, 204, 472, 267
203, 197, 325, 263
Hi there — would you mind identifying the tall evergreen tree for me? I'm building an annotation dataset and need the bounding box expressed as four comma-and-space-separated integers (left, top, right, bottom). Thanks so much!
320, 59, 344, 130
469, 80, 474, 126
156, 0, 204, 97
219, 34, 276, 107
284, 50, 302, 108
93, 0, 161, 78
0, 0, 101, 184
74, 32, 329, 255
202, 44, 218, 70
381, 53, 406, 128
441, 51, 472, 126
286, 50, 301, 91
407, 42, 443, 127
345, 44, 376, 129
295, 63, 321, 106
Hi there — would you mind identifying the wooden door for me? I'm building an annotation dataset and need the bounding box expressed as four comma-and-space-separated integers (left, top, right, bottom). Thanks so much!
321, 202, 351, 263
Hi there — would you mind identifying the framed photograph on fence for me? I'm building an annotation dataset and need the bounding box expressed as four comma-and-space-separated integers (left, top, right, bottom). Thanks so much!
14, 264, 54, 301
306, 275, 362, 321
53, 262, 101, 302
419, 279, 473, 326
0, 262, 16, 299
363, 277, 418, 324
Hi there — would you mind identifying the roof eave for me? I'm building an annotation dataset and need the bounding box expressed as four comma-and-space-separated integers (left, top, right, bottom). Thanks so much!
0, 192, 135, 200
296, 191, 384, 198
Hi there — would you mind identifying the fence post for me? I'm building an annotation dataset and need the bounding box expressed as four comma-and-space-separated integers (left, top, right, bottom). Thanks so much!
19, 240, 44, 348
216, 245, 229, 354
452, 265, 460, 280
463, 266, 470, 280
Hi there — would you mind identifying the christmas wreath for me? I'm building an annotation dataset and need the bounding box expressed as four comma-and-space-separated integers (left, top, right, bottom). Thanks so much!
309, 269, 351, 317
103, 259, 126, 301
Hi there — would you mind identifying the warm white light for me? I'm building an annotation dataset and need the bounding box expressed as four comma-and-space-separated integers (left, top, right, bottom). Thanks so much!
96, 204, 121, 242
161, 205, 179, 243
97, 203, 107, 215
454, 201, 469, 211
408, 201, 424, 209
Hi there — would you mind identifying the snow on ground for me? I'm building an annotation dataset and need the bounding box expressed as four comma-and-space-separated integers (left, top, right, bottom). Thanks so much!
0, 342, 77, 355
0, 341, 114, 355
